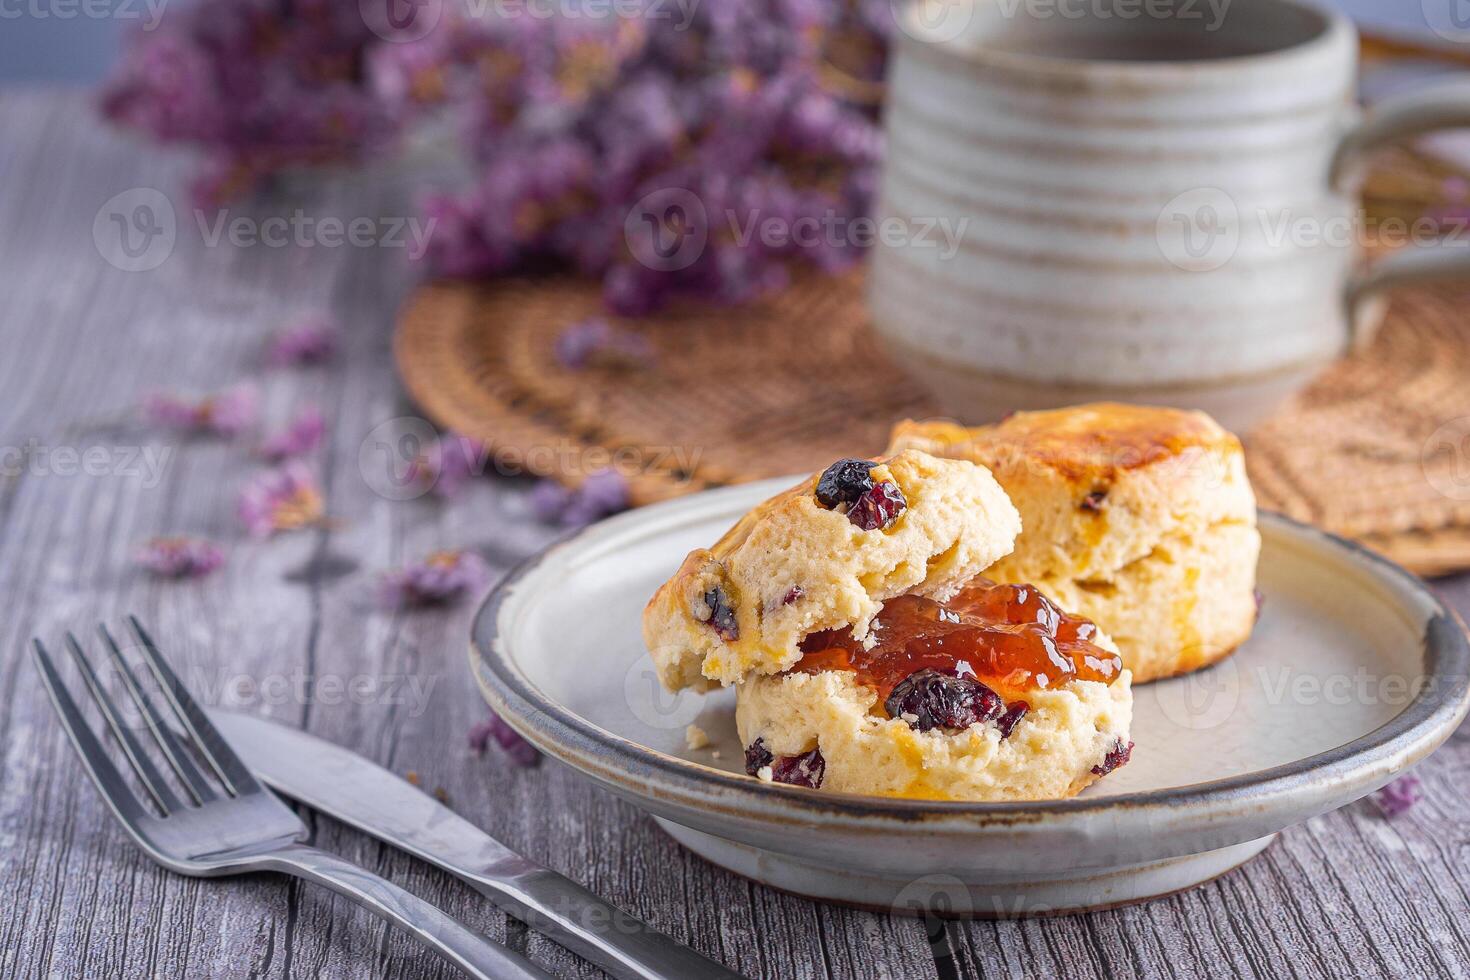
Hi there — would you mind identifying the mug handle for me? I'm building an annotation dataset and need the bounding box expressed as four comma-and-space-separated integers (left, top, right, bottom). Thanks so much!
1329, 79, 1470, 349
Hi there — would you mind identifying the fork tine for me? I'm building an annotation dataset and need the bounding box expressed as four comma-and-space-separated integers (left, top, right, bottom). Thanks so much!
97, 624, 216, 806
64, 633, 181, 815
127, 616, 258, 796
32, 640, 149, 824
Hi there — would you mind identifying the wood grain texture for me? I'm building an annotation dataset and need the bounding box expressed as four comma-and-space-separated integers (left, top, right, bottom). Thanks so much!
0, 90, 1466, 980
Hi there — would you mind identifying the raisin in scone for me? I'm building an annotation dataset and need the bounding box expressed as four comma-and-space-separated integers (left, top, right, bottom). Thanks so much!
642, 451, 1021, 691
736, 580, 1134, 801
888, 403, 1260, 683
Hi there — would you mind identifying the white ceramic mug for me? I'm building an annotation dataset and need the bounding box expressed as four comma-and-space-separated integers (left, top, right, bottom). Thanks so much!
871, 0, 1470, 429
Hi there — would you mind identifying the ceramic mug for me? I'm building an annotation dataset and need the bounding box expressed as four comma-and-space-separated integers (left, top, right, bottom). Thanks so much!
870, 0, 1470, 430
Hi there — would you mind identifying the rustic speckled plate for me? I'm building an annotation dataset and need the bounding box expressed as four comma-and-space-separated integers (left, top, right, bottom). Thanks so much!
470, 479, 1470, 917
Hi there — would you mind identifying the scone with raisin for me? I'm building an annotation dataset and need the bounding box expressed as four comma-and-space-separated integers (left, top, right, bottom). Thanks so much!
643, 450, 1022, 691
888, 403, 1260, 683
736, 580, 1133, 801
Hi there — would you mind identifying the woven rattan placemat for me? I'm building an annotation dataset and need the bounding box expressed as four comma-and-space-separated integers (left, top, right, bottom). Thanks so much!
394, 151, 1470, 576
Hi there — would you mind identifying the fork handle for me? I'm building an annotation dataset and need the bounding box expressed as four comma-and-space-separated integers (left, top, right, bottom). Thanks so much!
259, 843, 555, 980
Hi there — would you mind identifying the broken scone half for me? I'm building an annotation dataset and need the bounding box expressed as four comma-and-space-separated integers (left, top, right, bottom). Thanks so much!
643, 449, 1135, 802
889, 402, 1261, 683
642, 450, 1022, 691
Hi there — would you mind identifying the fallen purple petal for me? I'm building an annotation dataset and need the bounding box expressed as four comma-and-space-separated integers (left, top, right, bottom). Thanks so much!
259, 406, 326, 461
377, 550, 491, 609
143, 383, 258, 437
1374, 775, 1421, 818
531, 468, 630, 529
267, 315, 340, 367
135, 536, 226, 579
238, 462, 325, 538
554, 317, 654, 370
468, 712, 539, 767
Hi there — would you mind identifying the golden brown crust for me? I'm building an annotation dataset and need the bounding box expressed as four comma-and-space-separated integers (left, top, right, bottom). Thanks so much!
642, 450, 1022, 691
888, 404, 1259, 684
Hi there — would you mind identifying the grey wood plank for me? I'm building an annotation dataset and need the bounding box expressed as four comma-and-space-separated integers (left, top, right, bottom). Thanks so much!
0, 89, 941, 980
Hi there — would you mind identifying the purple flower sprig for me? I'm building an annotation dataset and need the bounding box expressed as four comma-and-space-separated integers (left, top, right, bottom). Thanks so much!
143, 383, 258, 438
266, 315, 339, 367
530, 468, 629, 529
377, 550, 491, 610
135, 536, 226, 579
468, 712, 539, 768
259, 406, 326, 462
238, 462, 326, 538
1374, 775, 1422, 818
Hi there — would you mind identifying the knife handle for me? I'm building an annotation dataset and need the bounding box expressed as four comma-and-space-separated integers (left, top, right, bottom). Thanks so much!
467, 859, 748, 980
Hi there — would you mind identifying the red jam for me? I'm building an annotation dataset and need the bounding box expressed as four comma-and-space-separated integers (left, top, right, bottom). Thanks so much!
792, 579, 1120, 705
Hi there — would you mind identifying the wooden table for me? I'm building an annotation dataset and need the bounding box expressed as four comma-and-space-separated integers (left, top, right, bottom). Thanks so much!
3, 90, 1468, 980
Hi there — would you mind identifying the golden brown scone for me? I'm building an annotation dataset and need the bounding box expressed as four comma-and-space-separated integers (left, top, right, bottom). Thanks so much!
736, 666, 1133, 801
889, 404, 1260, 683
642, 451, 1021, 691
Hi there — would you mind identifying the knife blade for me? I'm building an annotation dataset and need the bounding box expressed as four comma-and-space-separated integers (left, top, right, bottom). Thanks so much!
210, 710, 745, 980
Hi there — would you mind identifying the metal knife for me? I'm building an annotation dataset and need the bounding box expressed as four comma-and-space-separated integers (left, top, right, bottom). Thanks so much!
209, 710, 745, 980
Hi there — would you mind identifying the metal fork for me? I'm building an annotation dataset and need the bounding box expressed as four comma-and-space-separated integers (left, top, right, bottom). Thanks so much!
32, 617, 554, 980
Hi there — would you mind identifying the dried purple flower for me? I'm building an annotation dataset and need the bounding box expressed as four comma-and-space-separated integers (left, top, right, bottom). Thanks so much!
377, 550, 491, 609
135, 536, 225, 579
468, 711, 539, 767
404, 433, 483, 499
266, 315, 339, 367
532, 468, 630, 529
1374, 775, 1421, 818
143, 383, 258, 437
554, 318, 654, 370
238, 462, 325, 538
259, 406, 326, 462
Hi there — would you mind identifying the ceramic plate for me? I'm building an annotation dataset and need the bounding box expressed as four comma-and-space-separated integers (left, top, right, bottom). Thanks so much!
471, 479, 1470, 917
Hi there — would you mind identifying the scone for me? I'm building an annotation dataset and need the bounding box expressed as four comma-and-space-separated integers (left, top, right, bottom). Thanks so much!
888, 403, 1260, 683
642, 451, 1022, 690
736, 580, 1134, 801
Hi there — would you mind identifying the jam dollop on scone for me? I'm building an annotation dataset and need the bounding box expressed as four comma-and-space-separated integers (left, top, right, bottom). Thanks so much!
643, 449, 1135, 802
642, 450, 1022, 691
888, 403, 1260, 683
735, 580, 1133, 800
